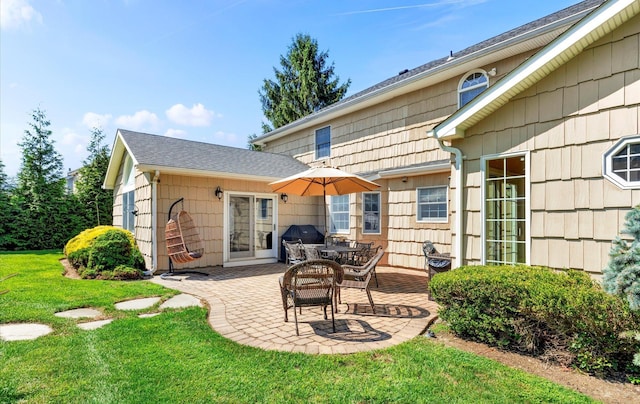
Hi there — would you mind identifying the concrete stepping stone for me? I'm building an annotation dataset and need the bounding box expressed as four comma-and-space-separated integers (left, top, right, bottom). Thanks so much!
55, 308, 102, 319
115, 297, 161, 311
138, 312, 161, 318
159, 294, 202, 309
78, 319, 113, 330
0, 323, 53, 341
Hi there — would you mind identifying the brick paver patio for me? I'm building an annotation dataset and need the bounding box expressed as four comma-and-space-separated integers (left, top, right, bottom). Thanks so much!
151, 263, 438, 354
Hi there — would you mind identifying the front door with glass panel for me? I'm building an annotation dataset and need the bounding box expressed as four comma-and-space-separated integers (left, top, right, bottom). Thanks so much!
228, 194, 276, 260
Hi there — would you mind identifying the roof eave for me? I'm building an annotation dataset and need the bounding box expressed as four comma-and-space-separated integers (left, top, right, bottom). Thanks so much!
432, 0, 640, 140
253, 5, 597, 146
135, 164, 285, 183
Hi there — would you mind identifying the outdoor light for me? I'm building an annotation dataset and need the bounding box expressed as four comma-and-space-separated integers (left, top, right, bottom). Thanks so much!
280, 193, 288, 203
215, 186, 223, 200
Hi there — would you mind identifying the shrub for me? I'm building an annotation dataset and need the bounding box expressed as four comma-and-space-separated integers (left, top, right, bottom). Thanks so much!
87, 230, 145, 274
64, 225, 137, 269
430, 265, 640, 377
64, 226, 141, 272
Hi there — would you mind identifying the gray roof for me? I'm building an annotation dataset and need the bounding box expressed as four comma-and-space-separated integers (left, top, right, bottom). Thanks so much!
254, 0, 605, 143
119, 129, 309, 179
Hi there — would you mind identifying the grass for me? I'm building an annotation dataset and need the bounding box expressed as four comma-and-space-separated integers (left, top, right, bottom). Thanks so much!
0, 251, 595, 403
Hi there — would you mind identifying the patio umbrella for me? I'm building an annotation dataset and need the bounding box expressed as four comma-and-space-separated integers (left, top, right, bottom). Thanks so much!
269, 166, 380, 243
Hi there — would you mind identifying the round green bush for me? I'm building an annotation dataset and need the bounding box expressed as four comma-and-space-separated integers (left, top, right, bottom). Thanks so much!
87, 230, 144, 275
64, 226, 137, 269
430, 265, 640, 377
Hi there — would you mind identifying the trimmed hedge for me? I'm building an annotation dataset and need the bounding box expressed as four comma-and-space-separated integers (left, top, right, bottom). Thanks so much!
430, 265, 640, 377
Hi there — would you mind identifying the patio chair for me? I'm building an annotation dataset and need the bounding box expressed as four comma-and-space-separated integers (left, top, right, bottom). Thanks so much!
422, 241, 452, 299
279, 259, 344, 335
303, 245, 322, 260
336, 248, 384, 314
283, 239, 306, 265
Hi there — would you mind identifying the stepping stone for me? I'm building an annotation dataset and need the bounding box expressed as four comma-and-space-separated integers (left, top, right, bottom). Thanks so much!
159, 294, 202, 309
0, 323, 53, 341
138, 312, 161, 318
115, 297, 161, 311
55, 308, 102, 319
77, 319, 113, 330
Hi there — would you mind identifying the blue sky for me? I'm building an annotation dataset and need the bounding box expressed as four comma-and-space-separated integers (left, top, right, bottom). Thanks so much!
1, 0, 579, 178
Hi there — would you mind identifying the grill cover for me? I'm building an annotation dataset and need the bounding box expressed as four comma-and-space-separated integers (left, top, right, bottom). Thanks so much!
280, 225, 324, 262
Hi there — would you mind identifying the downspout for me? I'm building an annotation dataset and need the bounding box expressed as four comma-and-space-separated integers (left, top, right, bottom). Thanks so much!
147, 170, 160, 275
428, 131, 464, 268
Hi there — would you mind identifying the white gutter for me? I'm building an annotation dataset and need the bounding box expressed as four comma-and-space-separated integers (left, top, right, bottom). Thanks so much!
369, 161, 451, 181
428, 131, 464, 269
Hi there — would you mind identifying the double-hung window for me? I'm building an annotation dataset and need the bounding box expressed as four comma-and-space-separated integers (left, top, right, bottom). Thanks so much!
417, 186, 448, 222
315, 126, 331, 159
362, 192, 380, 234
330, 195, 349, 233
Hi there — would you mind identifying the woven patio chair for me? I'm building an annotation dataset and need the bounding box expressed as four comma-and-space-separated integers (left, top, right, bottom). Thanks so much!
282, 239, 306, 265
165, 210, 204, 264
279, 259, 344, 335
303, 245, 322, 260
422, 241, 452, 299
336, 248, 384, 314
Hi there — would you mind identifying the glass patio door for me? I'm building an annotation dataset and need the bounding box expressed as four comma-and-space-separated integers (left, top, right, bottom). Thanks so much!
484, 155, 527, 265
228, 194, 276, 260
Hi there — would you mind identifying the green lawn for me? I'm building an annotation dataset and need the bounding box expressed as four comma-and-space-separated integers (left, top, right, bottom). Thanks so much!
1, 252, 594, 403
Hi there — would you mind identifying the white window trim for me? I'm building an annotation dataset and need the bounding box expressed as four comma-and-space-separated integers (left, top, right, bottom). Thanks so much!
458, 69, 489, 109
362, 192, 381, 235
416, 186, 449, 223
480, 151, 531, 266
603, 134, 640, 190
314, 125, 331, 160
329, 194, 350, 234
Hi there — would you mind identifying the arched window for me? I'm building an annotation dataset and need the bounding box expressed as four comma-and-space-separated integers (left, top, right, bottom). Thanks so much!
458, 70, 489, 108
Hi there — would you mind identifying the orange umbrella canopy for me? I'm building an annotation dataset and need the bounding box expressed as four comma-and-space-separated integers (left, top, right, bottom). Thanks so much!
269, 166, 380, 196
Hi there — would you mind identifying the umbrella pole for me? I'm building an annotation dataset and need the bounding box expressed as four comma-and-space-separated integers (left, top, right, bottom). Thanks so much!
324, 187, 328, 246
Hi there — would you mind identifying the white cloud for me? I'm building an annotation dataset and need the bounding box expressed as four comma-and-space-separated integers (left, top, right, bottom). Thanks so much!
164, 128, 187, 138
115, 110, 159, 130
1, 0, 43, 30
212, 130, 243, 148
166, 103, 218, 127
82, 112, 112, 129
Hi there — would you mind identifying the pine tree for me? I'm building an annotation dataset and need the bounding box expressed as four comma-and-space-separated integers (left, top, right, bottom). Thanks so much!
14, 108, 67, 249
603, 206, 640, 310
259, 33, 350, 131
0, 160, 16, 249
75, 127, 113, 227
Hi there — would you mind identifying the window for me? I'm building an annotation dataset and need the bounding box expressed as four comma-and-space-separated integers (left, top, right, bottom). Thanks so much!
603, 135, 640, 189
257, 198, 270, 220
330, 195, 349, 233
483, 154, 528, 265
362, 192, 380, 234
315, 126, 331, 159
458, 70, 488, 108
417, 186, 448, 222
122, 155, 136, 233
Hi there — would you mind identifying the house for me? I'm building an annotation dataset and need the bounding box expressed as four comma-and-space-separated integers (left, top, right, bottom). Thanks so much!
103, 130, 311, 271
105, 0, 640, 276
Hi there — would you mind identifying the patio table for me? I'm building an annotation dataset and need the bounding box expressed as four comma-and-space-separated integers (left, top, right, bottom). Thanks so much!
317, 245, 359, 264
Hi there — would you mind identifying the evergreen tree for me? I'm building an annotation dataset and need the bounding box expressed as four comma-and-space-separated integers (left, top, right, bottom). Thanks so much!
14, 108, 67, 249
0, 160, 16, 249
604, 206, 640, 310
75, 127, 113, 227
246, 134, 262, 151
259, 33, 350, 131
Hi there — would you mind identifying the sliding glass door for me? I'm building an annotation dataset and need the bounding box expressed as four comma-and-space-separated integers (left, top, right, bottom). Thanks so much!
228, 194, 276, 260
